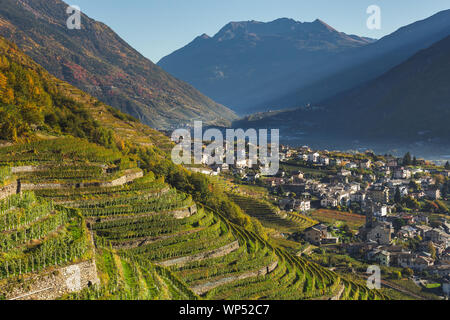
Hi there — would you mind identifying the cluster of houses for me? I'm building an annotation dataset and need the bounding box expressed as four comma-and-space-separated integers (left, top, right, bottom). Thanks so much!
257, 148, 447, 215
275, 147, 449, 292
355, 207, 450, 269
186, 142, 449, 293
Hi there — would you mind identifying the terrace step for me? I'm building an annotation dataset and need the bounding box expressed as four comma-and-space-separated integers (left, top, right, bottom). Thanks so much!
191, 260, 278, 295
157, 240, 240, 267
108, 227, 205, 249
84, 204, 197, 223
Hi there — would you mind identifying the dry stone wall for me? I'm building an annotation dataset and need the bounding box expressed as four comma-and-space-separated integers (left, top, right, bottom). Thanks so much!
157, 240, 240, 267
18, 169, 143, 191
4, 260, 99, 300
192, 260, 279, 295
86, 204, 197, 225
0, 181, 18, 201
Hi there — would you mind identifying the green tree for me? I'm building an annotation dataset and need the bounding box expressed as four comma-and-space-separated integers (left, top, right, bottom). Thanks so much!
391, 271, 402, 280
403, 152, 412, 166
394, 186, 402, 203
428, 242, 437, 260
445, 161, 450, 170
402, 267, 414, 278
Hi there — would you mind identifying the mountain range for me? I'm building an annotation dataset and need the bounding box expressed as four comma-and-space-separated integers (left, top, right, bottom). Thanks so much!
158, 10, 450, 115
0, 0, 237, 129
158, 18, 375, 114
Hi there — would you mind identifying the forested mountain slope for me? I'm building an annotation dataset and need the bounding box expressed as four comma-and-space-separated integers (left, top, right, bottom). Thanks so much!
0, 0, 236, 129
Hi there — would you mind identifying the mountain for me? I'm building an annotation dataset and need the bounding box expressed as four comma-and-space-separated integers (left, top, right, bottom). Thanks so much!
267, 9, 450, 110
324, 34, 450, 142
0, 0, 237, 129
0, 35, 171, 150
236, 35, 450, 155
158, 18, 375, 114
159, 10, 450, 115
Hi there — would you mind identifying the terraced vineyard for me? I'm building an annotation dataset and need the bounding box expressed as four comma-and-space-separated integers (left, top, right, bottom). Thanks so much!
0, 138, 128, 166
0, 138, 388, 300
229, 194, 316, 233
63, 249, 198, 300
0, 192, 92, 299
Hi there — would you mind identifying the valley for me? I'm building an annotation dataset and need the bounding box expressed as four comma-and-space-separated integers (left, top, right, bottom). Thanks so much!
0, 0, 448, 304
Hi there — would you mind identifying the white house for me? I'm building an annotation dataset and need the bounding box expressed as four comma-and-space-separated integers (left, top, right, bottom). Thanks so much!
346, 162, 358, 169
321, 198, 338, 208
338, 169, 352, 177
351, 192, 366, 203
373, 205, 388, 217
308, 152, 320, 163
393, 167, 412, 179
320, 156, 330, 166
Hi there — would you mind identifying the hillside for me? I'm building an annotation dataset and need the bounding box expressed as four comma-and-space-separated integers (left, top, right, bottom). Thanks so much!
158, 18, 374, 114
323, 35, 450, 142
0, 0, 236, 129
0, 36, 387, 300
0, 35, 172, 151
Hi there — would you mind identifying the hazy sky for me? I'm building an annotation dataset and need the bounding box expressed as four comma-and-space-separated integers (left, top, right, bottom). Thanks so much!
71, 0, 450, 62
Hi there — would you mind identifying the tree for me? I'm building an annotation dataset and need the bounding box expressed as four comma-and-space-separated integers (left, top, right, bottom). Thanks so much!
427, 242, 437, 260
445, 161, 450, 170
442, 181, 449, 199
435, 174, 445, 185
403, 152, 412, 166
412, 156, 418, 166
391, 271, 402, 280
393, 217, 406, 231
394, 186, 402, 203
402, 267, 414, 278
403, 196, 420, 210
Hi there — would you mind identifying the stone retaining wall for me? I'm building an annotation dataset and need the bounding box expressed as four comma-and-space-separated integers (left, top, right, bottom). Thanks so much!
86, 204, 197, 225
103, 169, 143, 187
4, 260, 99, 300
20, 169, 143, 191
172, 204, 197, 219
111, 228, 202, 250
191, 260, 279, 295
330, 284, 345, 300
11, 165, 46, 174
0, 181, 18, 201
157, 240, 240, 267
11, 164, 107, 174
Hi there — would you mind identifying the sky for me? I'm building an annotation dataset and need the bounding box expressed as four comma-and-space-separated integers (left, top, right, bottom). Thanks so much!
71, 0, 450, 62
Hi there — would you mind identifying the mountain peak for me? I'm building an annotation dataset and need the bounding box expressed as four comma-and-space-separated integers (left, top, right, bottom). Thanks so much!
214, 17, 342, 41
197, 33, 211, 40
311, 18, 337, 32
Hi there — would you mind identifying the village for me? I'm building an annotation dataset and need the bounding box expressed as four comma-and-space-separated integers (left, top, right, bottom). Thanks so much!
189, 143, 450, 298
